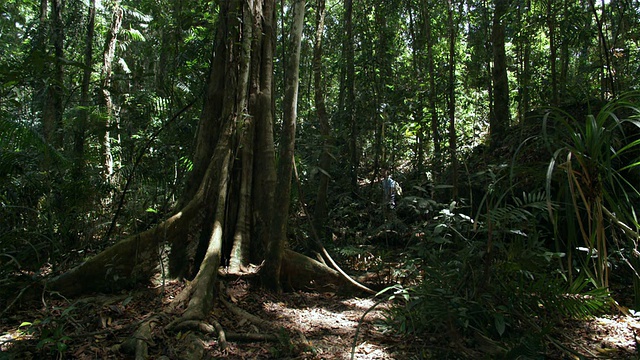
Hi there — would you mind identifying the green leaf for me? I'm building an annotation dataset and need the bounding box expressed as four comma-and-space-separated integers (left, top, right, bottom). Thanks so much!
494, 313, 506, 336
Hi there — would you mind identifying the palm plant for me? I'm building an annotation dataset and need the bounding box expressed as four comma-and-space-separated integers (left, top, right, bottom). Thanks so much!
544, 93, 640, 290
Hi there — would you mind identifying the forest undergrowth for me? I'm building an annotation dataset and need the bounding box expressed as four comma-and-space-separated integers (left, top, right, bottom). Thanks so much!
1, 173, 640, 359
2, 99, 640, 359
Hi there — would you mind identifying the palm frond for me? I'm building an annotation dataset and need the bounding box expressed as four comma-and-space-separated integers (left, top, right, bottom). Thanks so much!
0, 117, 68, 175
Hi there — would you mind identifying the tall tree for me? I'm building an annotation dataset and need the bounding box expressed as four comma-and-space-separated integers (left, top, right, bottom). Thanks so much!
447, 0, 459, 198
101, 0, 124, 183
343, 0, 357, 191
48, 0, 348, 309
262, 0, 306, 292
42, 0, 64, 151
516, 0, 532, 122
422, 1, 441, 182
547, 0, 559, 105
74, 0, 96, 177
312, 0, 333, 239
491, 0, 510, 146
588, 0, 616, 98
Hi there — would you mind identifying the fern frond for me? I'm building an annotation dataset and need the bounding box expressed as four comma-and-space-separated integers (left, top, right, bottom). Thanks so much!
0, 117, 68, 174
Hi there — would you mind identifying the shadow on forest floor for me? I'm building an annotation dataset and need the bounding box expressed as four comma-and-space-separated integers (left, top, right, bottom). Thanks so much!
1, 272, 639, 359
0, 257, 639, 359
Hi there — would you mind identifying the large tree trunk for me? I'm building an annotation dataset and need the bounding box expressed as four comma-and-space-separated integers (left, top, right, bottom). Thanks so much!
251, 0, 278, 264
228, 0, 256, 274
262, 0, 306, 292
47, 4, 369, 357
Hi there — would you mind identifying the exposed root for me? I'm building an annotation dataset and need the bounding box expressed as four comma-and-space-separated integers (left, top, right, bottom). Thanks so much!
170, 319, 228, 350
220, 297, 272, 329
116, 315, 160, 359
226, 332, 279, 342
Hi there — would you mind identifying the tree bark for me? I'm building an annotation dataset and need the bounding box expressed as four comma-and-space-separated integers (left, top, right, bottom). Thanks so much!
547, 0, 558, 105
74, 0, 95, 178
422, 2, 440, 183
447, 0, 459, 199
312, 0, 333, 240
343, 0, 358, 192
42, 0, 64, 152
101, 0, 123, 183
491, 0, 510, 147
228, 0, 256, 274
262, 0, 306, 292
251, 0, 278, 265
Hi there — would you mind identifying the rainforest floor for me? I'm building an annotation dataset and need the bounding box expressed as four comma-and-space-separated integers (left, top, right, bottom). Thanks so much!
1, 268, 639, 359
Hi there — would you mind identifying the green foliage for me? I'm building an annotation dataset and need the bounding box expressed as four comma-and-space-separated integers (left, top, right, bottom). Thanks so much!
544, 93, 640, 289
385, 180, 612, 357
19, 305, 78, 358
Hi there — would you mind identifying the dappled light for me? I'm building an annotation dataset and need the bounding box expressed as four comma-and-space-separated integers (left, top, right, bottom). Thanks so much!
2, 0, 640, 358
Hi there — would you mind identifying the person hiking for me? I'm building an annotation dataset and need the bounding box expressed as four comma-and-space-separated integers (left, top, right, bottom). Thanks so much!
382, 170, 402, 210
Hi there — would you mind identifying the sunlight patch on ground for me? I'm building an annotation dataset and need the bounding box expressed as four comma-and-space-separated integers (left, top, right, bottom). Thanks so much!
585, 315, 639, 351
0, 328, 32, 352
340, 297, 383, 312
561, 314, 640, 357
262, 295, 397, 359
263, 300, 359, 333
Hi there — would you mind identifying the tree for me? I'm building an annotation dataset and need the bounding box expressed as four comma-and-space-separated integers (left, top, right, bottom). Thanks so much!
100, 0, 124, 183
447, 0, 460, 198
312, 0, 333, 240
262, 0, 306, 292
73, 0, 96, 178
47, 0, 353, 327
423, 0, 442, 181
42, 0, 64, 151
342, 0, 357, 191
491, 0, 510, 146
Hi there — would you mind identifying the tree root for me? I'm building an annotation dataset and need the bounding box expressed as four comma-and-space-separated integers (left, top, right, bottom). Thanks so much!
226, 332, 279, 342
170, 320, 228, 350
116, 315, 160, 360
220, 296, 272, 329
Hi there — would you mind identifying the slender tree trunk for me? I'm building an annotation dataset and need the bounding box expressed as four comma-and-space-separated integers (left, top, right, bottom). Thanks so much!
344, 0, 358, 192
588, 0, 615, 98
521, 0, 531, 121
447, 0, 458, 199
491, 0, 510, 147
547, 1, 558, 105
101, 0, 123, 183
559, 0, 569, 99
408, 6, 425, 173
74, 0, 95, 178
312, 0, 333, 240
42, 0, 64, 151
422, 2, 440, 183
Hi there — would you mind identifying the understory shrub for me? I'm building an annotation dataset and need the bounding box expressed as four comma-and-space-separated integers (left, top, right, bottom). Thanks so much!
385, 190, 612, 358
